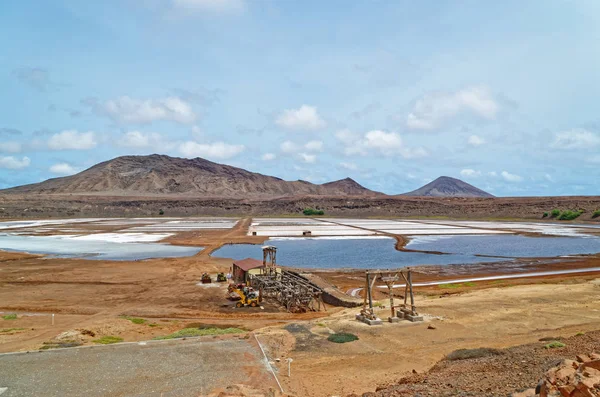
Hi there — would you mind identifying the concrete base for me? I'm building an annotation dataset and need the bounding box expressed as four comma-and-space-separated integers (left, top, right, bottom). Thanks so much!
355, 314, 383, 325
396, 311, 405, 319
406, 314, 424, 322
388, 316, 400, 323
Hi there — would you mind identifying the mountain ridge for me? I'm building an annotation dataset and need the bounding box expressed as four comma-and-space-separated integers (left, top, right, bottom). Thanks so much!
1, 154, 381, 198
401, 176, 494, 198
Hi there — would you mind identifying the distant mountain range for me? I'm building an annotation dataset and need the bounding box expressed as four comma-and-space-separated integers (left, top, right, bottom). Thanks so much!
401, 176, 494, 198
0, 155, 493, 198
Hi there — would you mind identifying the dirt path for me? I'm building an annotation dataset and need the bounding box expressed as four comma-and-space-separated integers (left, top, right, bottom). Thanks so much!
257, 278, 600, 397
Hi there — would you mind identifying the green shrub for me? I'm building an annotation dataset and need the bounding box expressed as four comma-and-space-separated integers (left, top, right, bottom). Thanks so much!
153, 327, 245, 340
2, 314, 17, 320
121, 316, 146, 325
93, 336, 124, 344
327, 333, 359, 343
303, 208, 325, 216
551, 209, 561, 218
592, 210, 600, 219
446, 348, 502, 361
558, 210, 582, 220
575, 332, 585, 337
544, 341, 566, 349
542, 212, 549, 218
159, 209, 164, 216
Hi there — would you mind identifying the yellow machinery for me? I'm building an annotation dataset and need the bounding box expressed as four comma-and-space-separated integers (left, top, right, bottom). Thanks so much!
228, 284, 260, 308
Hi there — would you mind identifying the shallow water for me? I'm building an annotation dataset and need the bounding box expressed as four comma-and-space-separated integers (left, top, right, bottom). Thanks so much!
213, 234, 600, 269
212, 237, 511, 269
0, 234, 202, 260
407, 234, 600, 257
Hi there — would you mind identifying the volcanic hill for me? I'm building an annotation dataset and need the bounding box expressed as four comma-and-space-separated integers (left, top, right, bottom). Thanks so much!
401, 176, 494, 198
1, 154, 380, 198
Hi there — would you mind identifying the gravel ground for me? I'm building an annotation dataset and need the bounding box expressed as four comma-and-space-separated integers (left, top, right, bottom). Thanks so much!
0, 336, 276, 397
354, 330, 600, 397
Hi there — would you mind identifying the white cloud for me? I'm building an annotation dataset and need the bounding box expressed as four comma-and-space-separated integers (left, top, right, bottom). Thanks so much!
406, 86, 499, 130
501, 170, 523, 182
49, 163, 79, 175
48, 130, 97, 150
280, 141, 298, 153
460, 169, 481, 178
261, 153, 276, 161
544, 173, 554, 182
304, 140, 323, 151
275, 105, 326, 131
299, 153, 316, 164
551, 128, 600, 149
172, 0, 245, 13
179, 141, 244, 159
90, 96, 196, 125
338, 129, 428, 158
0, 156, 30, 169
339, 162, 357, 171
488, 171, 498, 177
117, 131, 175, 150
467, 135, 485, 146
0, 142, 22, 153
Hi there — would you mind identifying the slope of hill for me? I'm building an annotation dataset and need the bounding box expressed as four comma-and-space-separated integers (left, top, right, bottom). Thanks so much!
401, 176, 494, 198
1, 154, 380, 198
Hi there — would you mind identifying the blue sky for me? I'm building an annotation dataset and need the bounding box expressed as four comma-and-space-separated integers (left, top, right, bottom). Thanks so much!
1, 0, 599, 196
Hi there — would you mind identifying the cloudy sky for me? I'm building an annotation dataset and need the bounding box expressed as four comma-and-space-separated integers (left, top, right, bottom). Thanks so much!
1, 0, 599, 196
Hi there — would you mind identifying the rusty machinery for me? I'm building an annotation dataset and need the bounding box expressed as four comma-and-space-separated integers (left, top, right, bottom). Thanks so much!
250, 246, 325, 313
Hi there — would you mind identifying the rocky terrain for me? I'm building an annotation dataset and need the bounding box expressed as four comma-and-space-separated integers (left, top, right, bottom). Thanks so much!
353, 331, 600, 397
402, 176, 494, 198
0, 154, 380, 198
1, 193, 600, 220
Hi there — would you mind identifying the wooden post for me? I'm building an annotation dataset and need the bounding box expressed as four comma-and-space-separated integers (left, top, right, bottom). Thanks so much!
366, 273, 373, 310
408, 270, 416, 314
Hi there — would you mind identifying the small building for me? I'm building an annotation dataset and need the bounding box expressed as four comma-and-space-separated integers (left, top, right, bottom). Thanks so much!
302, 230, 312, 236
232, 258, 264, 283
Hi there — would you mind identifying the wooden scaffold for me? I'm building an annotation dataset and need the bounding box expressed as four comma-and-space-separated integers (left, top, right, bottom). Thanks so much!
356, 268, 423, 326
251, 246, 325, 313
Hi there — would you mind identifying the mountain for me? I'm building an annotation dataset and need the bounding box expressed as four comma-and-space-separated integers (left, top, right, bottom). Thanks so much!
1, 154, 380, 198
401, 176, 494, 198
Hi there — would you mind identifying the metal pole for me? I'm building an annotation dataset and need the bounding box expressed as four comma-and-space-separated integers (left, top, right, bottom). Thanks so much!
288, 358, 293, 377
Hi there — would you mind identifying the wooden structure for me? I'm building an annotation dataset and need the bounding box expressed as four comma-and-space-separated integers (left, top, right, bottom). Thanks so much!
232, 258, 264, 283
250, 246, 324, 312
357, 268, 422, 325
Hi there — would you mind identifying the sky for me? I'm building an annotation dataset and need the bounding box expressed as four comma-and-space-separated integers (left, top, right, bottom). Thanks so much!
1, 0, 599, 196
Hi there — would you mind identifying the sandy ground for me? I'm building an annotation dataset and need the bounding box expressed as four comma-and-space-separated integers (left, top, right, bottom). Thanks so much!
2, 217, 600, 396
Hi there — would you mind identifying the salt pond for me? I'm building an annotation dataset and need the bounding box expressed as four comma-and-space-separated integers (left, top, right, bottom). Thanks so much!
0, 234, 201, 260
407, 235, 600, 257
213, 234, 600, 269
213, 237, 512, 269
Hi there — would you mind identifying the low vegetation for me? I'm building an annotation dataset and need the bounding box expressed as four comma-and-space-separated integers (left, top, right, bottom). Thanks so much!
592, 209, 600, 219
2, 314, 17, 320
159, 209, 164, 215
544, 341, 566, 349
446, 347, 502, 361
557, 210, 583, 220
439, 282, 475, 289
0, 328, 25, 333
121, 316, 147, 325
551, 209, 561, 218
153, 327, 245, 340
303, 207, 325, 216
93, 336, 124, 344
40, 341, 82, 350
327, 333, 359, 343
542, 212, 549, 218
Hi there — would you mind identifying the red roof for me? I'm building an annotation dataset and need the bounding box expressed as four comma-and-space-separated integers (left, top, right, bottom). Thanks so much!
233, 258, 264, 271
